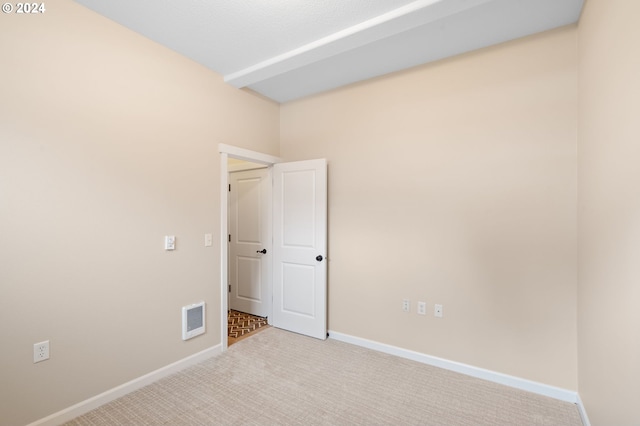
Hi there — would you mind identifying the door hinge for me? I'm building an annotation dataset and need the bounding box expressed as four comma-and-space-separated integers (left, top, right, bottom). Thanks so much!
228, 234, 231, 242
228, 184, 231, 192
228, 285, 231, 293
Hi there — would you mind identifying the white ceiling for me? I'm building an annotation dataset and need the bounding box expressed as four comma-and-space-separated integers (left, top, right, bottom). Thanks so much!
73, 0, 584, 103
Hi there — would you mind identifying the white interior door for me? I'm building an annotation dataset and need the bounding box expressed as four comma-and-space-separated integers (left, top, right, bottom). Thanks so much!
272, 159, 327, 340
228, 168, 271, 317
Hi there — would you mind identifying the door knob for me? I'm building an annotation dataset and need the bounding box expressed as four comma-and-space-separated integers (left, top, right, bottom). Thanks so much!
316, 255, 323, 261
257, 249, 267, 254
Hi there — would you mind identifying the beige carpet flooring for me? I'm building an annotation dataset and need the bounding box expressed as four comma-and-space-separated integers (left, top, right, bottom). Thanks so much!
65, 327, 582, 425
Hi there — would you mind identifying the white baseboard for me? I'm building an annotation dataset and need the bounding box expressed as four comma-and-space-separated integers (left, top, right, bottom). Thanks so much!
328, 330, 578, 404
28, 344, 222, 426
576, 394, 591, 426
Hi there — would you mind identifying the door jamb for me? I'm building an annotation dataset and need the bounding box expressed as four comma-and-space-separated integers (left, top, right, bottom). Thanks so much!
219, 143, 281, 351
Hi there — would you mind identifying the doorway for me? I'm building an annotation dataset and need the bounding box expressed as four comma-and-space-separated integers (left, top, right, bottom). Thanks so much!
220, 144, 281, 350
228, 163, 271, 318
227, 159, 272, 346
219, 144, 328, 350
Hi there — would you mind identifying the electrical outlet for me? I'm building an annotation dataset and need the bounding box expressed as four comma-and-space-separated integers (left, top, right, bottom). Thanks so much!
402, 299, 410, 312
33, 340, 50, 363
417, 301, 426, 315
434, 304, 443, 318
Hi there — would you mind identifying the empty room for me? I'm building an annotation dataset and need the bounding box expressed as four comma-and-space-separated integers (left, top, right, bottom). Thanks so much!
1, 0, 638, 425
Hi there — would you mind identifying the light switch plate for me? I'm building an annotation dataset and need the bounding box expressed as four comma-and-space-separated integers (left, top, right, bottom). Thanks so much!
204, 233, 213, 247
165, 235, 176, 250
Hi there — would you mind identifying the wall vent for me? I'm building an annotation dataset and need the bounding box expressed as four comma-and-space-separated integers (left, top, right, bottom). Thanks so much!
182, 302, 205, 340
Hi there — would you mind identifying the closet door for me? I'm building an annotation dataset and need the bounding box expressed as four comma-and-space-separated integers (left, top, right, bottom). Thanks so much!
228, 168, 271, 318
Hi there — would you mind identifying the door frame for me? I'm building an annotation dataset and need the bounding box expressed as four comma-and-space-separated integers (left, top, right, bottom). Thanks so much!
219, 143, 282, 351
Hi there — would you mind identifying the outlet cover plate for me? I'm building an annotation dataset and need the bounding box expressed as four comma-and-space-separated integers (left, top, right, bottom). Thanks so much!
435, 304, 443, 318
34, 340, 50, 363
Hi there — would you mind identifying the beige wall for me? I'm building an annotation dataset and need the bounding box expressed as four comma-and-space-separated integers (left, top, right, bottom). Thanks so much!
0, 2, 279, 425
281, 27, 578, 390
8, 1, 639, 423
578, 0, 640, 424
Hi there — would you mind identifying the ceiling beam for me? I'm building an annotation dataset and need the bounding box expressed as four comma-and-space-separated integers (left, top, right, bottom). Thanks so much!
223, 0, 494, 89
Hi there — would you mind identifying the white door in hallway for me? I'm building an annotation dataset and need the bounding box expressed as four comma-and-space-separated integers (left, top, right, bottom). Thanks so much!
272, 159, 327, 340
228, 168, 271, 318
